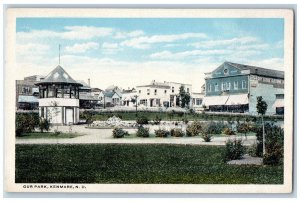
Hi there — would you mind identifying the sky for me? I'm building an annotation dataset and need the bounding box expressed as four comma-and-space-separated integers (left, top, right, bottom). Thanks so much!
16, 18, 284, 92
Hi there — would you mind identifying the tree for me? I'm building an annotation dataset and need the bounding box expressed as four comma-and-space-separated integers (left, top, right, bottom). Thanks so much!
256, 96, 268, 155
179, 85, 191, 108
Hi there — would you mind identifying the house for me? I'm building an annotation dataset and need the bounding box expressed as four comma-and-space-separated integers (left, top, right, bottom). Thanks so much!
35, 65, 83, 125
16, 75, 45, 110
98, 86, 122, 107
121, 88, 138, 107
136, 80, 192, 108
203, 61, 284, 115
77, 80, 100, 109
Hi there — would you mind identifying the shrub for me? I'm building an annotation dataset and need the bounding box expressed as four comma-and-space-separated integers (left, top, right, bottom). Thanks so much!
39, 118, 51, 133
112, 127, 129, 138
170, 128, 184, 137
247, 144, 258, 157
155, 129, 169, 138
201, 133, 213, 142
182, 118, 189, 124
263, 123, 284, 165
136, 126, 150, 137
136, 116, 149, 125
186, 121, 202, 136
15, 113, 39, 136
205, 121, 227, 135
224, 139, 245, 162
223, 127, 235, 136
153, 115, 162, 125
237, 123, 250, 138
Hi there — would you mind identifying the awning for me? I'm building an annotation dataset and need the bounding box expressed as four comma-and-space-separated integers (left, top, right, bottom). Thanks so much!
18, 95, 38, 103
225, 94, 249, 106
273, 99, 284, 108
203, 95, 229, 106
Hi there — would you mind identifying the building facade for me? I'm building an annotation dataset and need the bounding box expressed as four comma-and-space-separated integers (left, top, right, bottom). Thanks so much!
136, 80, 192, 108
203, 62, 284, 115
35, 65, 83, 125
16, 75, 45, 110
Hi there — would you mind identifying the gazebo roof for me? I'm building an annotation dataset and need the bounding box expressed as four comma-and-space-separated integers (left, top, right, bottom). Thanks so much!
35, 65, 82, 86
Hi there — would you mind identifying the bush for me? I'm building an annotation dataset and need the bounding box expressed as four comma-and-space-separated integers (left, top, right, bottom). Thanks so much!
186, 121, 202, 136
182, 118, 189, 124
112, 127, 129, 138
39, 118, 51, 133
247, 144, 258, 157
153, 115, 162, 125
224, 139, 245, 162
263, 123, 284, 165
205, 121, 227, 135
155, 129, 169, 138
136, 116, 149, 125
170, 128, 185, 137
201, 133, 213, 142
223, 127, 235, 136
15, 113, 39, 136
136, 126, 150, 137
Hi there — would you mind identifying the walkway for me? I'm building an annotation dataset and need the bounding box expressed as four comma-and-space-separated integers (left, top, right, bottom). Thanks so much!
16, 125, 257, 145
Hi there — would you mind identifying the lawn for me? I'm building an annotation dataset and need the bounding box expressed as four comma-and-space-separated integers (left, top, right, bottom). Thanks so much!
17, 132, 82, 139
15, 144, 283, 184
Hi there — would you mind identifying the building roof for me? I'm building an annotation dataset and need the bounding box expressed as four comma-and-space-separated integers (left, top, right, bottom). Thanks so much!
35, 65, 83, 86
226, 62, 284, 79
104, 91, 115, 98
77, 80, 91, 90
136, 84, 171, 89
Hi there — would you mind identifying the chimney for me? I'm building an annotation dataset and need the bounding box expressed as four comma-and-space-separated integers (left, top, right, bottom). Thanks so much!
88, 78, 90, 87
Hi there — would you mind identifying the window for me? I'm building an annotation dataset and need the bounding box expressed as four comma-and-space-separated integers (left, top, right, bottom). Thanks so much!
215, 83, 219, 91
164, 90, 167, 94
196, 99, 202, 105
172, 87, 174, 93
154, 89, 157, 95
227, 82, 231, 90
139, 90, 141, 94
221, 82, 226, 91
22, 87, 30, 94
234, 81, 238, 90
147, 89, 150, 95
187, 88, 189, 93
242, 80, 247, 89
207, 84, 211, 92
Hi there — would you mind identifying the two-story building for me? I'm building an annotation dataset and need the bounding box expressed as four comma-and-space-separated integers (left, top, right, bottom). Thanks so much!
136, 80, 192, 108
203, 61, 284, 115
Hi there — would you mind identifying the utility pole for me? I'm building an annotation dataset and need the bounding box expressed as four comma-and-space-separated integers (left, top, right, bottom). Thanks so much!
134, 95, 138, 117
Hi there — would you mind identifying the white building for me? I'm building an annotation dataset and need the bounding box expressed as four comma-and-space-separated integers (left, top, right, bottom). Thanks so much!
136, 80, 192, 108
35, 65, 83, 125
121, 89, 138, 107
98, 90, 122, 107
191, 92, 204, 111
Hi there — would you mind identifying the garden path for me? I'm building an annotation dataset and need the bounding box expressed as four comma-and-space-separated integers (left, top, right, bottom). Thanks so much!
16, 125, 257, 145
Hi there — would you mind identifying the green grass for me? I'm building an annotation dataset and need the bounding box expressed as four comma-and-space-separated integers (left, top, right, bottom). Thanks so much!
16, 144, 283, 184
17, 132, 82, 139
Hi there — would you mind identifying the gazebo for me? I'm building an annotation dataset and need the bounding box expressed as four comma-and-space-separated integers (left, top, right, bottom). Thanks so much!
35, 65, 83, 125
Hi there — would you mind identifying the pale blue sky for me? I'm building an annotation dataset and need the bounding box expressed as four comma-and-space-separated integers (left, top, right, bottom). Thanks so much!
16, 18, 284, 91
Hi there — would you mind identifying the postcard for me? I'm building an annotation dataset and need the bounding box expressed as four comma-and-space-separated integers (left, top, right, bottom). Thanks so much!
4, 8, 294, 193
